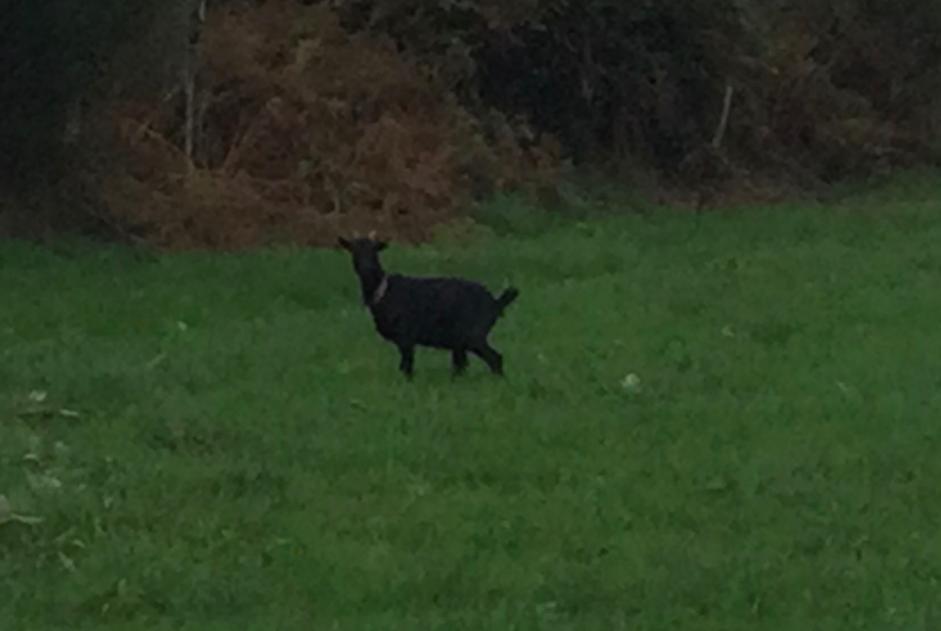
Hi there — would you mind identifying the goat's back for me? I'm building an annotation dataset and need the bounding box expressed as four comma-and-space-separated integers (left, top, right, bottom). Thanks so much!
378, 274, 504, 348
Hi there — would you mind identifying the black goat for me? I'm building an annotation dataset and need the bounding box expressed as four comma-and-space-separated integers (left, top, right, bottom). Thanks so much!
338, 236, 519, 378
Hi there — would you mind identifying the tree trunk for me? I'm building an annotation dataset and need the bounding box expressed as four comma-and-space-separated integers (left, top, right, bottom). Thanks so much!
183, 0, 207, 176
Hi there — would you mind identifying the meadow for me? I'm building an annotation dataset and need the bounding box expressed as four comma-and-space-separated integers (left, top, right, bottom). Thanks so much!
2, 175, 941, 629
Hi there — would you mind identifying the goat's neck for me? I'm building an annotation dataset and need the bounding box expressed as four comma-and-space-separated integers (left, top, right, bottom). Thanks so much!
357, 267, 387, 306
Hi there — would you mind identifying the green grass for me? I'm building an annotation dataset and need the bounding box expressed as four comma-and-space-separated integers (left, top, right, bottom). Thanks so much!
3, 176, 941, 629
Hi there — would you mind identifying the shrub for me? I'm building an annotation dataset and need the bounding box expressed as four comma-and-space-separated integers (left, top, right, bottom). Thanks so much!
95, 1, 556, 249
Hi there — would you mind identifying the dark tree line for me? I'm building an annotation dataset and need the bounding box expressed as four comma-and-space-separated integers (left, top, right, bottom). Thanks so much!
2, 0, 940, 242
333, 0, 941, 182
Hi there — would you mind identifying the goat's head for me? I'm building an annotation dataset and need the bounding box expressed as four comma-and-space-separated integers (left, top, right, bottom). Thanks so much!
338, 233, 388, 279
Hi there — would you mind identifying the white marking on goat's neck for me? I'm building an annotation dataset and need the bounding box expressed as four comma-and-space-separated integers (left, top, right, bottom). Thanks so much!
371, 275, 389, 306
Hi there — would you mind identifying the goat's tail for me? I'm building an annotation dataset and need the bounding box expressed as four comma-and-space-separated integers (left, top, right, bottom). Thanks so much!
495, 287, 520, 315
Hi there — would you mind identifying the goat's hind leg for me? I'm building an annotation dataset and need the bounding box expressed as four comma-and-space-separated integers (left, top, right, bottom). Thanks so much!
471, 340, 504, 376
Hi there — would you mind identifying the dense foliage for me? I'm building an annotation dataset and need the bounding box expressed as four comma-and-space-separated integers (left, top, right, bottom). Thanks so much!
337, 0, 941, 180
2, 0, 940, 245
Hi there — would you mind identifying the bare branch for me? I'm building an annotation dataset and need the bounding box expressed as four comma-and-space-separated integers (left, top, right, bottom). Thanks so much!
711, 83, 734, 150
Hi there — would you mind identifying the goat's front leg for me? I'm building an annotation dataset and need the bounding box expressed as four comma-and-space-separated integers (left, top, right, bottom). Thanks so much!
451, 348, 468, 376
471, 342, 504, 376
397, 343, 415, 379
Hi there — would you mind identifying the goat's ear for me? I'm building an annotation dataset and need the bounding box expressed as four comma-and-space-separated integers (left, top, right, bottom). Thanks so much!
337, 237, 351, 250
374, 241, 388, 252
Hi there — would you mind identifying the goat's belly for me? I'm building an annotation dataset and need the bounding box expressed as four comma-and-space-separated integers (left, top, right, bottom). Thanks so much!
416, 329, 461, 348
371, 311, 465, 349
419, 339, 454, 350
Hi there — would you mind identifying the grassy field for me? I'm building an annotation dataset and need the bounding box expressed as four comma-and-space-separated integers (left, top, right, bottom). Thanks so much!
2, 175, 941, 630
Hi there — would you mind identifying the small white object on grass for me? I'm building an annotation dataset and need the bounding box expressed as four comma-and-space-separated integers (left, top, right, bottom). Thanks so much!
26, 471, 62, 492
621, 373, 642, 392
0, 495, 43, 527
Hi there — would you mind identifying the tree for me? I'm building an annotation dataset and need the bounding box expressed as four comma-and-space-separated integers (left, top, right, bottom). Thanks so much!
0, 1, 197, 188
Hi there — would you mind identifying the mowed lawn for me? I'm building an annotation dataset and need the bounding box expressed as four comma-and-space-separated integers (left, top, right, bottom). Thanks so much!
2, 178, 941, 629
